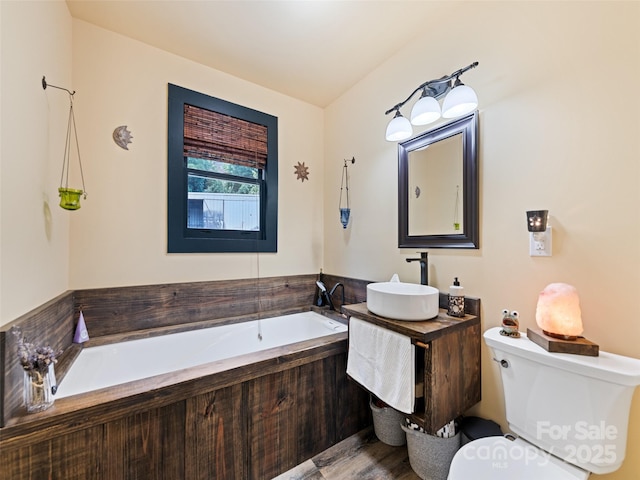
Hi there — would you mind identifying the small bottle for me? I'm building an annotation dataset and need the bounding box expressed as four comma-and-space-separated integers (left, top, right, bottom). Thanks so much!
448, 277, 465, 317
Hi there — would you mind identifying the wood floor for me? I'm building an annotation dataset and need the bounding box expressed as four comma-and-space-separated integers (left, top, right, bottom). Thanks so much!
272, 427, 421, 480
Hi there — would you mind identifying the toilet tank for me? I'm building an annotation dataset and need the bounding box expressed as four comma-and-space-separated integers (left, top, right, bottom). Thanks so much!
484, 327, 640, 475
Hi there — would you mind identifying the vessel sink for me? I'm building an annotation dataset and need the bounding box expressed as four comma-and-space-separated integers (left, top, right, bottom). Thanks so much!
366, 281, 439, 321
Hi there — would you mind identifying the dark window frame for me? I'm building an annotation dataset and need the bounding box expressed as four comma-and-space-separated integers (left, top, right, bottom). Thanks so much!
167, 84, 278, 253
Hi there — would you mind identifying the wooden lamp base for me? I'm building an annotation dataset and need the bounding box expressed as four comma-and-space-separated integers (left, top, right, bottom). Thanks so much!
527, 327, 599, 357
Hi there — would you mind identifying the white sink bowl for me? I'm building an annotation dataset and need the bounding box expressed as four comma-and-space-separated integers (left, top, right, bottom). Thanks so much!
366, 282, 440, 321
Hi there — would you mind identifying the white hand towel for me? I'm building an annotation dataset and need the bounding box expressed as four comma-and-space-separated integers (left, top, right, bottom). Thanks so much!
346, 317, 415, 414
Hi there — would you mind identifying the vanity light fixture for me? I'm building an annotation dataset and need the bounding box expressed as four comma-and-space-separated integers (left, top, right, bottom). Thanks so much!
527, 210, 552, 256
442, 77, 479, 118
384, 62, 479, 142
385, 110, 413, 142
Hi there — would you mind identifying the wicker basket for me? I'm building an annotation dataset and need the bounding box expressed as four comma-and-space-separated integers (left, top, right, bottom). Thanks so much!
369, 400, 406, 446
401, 425, 461, 480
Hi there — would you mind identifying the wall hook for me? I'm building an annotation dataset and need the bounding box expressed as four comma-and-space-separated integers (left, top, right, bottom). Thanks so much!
42, 76, 75, 96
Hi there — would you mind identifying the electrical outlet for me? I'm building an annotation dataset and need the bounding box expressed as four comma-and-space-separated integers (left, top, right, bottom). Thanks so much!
529, 227, 552, 256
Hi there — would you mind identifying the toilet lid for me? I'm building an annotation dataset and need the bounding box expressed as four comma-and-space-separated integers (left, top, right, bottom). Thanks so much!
448, 436, 589, 480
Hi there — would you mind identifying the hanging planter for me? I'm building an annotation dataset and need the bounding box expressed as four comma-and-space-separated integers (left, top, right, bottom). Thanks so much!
58, 187, 83, 210
340, 207, 351, 229
43, 76, 87, 211
339, 157, 355, 229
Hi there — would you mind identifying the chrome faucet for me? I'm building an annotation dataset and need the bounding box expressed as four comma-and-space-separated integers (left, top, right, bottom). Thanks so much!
406, 252, 429, 285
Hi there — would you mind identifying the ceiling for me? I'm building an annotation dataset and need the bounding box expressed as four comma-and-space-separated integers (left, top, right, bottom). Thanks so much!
66, 0, 449, 107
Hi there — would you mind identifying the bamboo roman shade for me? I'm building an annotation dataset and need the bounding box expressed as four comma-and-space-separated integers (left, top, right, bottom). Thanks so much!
183, 104, 268, 169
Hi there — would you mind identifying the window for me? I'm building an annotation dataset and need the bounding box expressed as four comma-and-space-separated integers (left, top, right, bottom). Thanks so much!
167, 84, 278, 253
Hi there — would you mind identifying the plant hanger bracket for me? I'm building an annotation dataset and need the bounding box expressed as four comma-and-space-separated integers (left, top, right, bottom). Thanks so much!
43, 76, 87, 210
339, 157, 355, 229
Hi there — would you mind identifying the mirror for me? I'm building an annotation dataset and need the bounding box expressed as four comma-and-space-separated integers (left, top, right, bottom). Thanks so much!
398, 111, 479, 249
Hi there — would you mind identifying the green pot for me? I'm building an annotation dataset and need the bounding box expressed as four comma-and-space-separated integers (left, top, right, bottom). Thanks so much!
58, 187, 83, 210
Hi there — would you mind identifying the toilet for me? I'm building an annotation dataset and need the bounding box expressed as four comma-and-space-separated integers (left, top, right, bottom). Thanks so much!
448, 327, 640, 479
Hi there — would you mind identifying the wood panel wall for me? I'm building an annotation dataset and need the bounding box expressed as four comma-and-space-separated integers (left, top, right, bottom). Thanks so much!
1, 273, 373, 478
73, 274, 320, 339
1, 275, 328, 426
316, 273, 370, 309
0, 291, 74, 427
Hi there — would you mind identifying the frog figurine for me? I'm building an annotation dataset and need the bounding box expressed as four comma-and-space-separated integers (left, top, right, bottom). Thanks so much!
499, 309, 521, 338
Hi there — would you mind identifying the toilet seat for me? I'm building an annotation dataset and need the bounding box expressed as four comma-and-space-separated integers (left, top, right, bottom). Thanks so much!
448, 436, 589, 480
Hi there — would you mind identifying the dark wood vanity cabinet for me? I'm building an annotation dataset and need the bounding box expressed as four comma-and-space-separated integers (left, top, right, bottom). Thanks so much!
343, 298, 481, 434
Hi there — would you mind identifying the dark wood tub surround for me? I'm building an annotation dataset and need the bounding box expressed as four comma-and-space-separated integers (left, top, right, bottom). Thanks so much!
343, 296, 482, 434
0, 333, 369, 479
1, 274, 367, 426
0, 274, 371, 479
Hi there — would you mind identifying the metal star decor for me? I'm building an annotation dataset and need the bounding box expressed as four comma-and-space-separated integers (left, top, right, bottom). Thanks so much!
294, 162, 310, 182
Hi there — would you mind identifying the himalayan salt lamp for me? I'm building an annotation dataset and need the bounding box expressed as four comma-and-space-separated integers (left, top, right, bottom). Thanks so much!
535, 283, 583, 340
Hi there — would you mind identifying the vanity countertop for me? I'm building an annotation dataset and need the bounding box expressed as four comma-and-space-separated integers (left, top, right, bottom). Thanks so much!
342, 302, 479, 344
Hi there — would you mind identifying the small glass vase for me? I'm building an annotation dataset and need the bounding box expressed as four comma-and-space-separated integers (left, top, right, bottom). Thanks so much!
23, 366, 55, 413
340, 207, 351, 229
58, 187, 83, 210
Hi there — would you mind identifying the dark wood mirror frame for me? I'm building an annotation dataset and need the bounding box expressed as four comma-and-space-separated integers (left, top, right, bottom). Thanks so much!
398, 111, 479, 249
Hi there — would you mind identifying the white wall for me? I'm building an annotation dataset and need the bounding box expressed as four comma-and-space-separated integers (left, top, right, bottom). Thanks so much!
66, 19, 325, 289
1, 4, 325, 312
0, 0, 72, 322
324, 2, 640, 479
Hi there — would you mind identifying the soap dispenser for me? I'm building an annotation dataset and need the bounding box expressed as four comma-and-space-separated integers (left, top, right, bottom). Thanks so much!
448, 277, 465, 317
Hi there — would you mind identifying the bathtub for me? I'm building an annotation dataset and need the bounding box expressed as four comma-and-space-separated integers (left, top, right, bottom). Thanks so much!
55, 310, 347, 399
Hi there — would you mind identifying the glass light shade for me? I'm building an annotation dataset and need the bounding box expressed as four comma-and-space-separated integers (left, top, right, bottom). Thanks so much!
535, 283, 583, 338
385, 113, 412, 142
410, 96, 441, 126
442, 84, 478, 118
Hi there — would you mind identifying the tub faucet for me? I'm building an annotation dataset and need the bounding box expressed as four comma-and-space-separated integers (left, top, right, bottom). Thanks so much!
329, 283, 345, 311
406, 252, 429, 285
316, 281, 335, 310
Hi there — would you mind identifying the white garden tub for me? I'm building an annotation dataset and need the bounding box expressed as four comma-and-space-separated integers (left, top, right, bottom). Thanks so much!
55, 311, 347, 399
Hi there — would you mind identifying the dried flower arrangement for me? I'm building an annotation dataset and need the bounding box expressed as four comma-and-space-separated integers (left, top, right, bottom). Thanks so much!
11, 327, 62, 412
